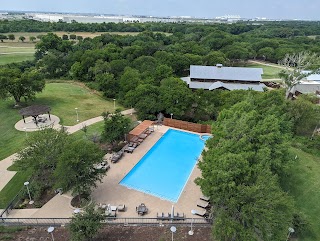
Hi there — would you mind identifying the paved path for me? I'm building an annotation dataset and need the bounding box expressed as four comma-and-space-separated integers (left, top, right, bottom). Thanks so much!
0, 108, 136, 193
248, 59, 291, 70
0, 154, 18, 191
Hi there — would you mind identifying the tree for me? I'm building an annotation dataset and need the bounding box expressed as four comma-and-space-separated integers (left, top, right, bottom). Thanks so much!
197, 97, 294, 241
124, 84, 161, 120
159, 77, 194, 119
29, 36, 36, 42
15, 128, 68, 198
62, 34, 69, 40
19, 36, 26, 42
8, 34, 15, 41
35, 33, 63, 59
76, 36, 83, 41
0, 34, 7, 42
0, 67, 45, 106
70, 34, 77, 40
279, 52, 320, 99
54, 139, 105, 198
102, 110, 131, 144
69, 204, 105, 241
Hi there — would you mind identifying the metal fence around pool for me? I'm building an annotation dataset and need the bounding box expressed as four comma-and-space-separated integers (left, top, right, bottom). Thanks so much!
1, 217, 212, 227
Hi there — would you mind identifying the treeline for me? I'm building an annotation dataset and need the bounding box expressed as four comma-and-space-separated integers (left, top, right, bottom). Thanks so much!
26, 25, 320, 120
197, 91, 317, 240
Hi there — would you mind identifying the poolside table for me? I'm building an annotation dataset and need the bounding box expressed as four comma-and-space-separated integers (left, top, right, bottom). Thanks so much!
137, 205, 148, 215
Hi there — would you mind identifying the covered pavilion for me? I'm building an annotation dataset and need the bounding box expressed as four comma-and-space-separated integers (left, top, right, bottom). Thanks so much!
19, 105, 51, 125
128, 120, 155, 142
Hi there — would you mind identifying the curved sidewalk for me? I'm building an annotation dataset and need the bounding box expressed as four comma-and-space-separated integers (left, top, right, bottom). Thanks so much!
0, 108, 136, 193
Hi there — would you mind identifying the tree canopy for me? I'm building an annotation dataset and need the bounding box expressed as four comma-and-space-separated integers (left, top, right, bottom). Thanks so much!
0, 67, 45, 106
197, 92, 295, 241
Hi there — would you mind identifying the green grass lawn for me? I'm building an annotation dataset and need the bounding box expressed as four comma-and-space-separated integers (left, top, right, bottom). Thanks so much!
0, 81, 120, 208
0, 42, 35, 65
71, 121, 105, 141
0, 53, 35, 65
247, 63, 282, 79
32, 81, 119, 125
284, 147, 320, 241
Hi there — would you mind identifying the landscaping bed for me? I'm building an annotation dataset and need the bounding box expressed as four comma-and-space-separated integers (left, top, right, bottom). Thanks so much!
0, 225, 213, 241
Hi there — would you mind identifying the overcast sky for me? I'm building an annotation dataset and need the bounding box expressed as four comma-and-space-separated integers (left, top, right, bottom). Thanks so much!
1, 0, 320, 20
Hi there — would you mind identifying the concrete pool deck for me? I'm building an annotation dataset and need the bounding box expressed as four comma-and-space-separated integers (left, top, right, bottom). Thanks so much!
91, 125, 206, 219
3, 124, 209, 220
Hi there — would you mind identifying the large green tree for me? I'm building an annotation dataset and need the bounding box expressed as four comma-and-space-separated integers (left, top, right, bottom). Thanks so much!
0, 67, 45, 106
15, 128, 68, 198
101, 110, 131, 144
54, 139, 105, 198
197, 96, 294, 241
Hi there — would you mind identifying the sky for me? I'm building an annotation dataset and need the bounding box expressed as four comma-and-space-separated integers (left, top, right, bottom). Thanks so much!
1, 0, 320, 20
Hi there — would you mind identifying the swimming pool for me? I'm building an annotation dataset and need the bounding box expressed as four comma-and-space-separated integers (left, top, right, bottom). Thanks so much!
119, 129, 208, 202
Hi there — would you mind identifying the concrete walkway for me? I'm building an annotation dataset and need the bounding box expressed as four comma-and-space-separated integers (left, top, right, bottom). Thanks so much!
0, 108, 136, 193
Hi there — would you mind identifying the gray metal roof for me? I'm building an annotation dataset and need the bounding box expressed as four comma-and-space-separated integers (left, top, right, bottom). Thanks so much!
292, 83, 320, 94
190, 65, 263, 82
181, 77, 266, 91
301, 71, 320, 81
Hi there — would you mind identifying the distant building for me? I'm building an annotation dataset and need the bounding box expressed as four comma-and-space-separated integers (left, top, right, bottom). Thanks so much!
291, 71, 320, 96
181, 64, 266, 91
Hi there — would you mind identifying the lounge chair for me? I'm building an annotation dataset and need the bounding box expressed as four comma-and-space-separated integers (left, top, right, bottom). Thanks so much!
105, 209, 116, 217
111, 151, 124, 163
118, 204, 126, 212
200, 196, 210, 202
197, 200, 210, 209
124, 147, 135, 153
193, 209, 209, 217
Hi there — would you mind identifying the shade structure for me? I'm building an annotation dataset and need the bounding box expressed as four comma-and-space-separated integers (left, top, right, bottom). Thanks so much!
19, 105, 51, 125
129, 120, 154, 137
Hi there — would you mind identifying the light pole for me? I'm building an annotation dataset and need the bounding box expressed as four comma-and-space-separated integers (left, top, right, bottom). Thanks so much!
189, 209, 196, 235
287, 227, 295, 241
124, 126, 127, 142
24, 181, 34, 205
170, 113, 173, 119
74, 209, 81, 214
47, 226, 55, 241
75, 108, 79, 123
113, 99, 116, 111
170, 226, 176, 241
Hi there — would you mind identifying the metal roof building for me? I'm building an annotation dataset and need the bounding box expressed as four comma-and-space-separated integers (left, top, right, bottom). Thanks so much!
182, 65, 265, 91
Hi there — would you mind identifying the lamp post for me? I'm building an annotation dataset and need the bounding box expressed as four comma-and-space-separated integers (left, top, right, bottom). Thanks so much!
113, 99, 116, 111
124, 126, 127, 142
75, 108, 79, 123
189, 209, 196, 235
287, 227, 295, 241
47, 226, 55, 241
24, 181, 34, 205
74, 209, 81, 214
170, 113, 173, 119
170, 226, 176, 241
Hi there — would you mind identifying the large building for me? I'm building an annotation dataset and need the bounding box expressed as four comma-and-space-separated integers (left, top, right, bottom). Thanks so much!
181, 64, 266, 91
291, 71, 320, 96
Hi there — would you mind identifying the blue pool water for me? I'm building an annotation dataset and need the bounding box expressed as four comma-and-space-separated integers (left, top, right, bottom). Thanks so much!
119, 129, 208, 202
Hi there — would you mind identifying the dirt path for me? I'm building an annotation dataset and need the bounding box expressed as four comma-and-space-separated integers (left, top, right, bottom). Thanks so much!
248, 59, 291, 70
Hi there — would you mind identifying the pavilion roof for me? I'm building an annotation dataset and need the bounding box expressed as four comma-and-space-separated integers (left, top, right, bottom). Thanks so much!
19, 105, 51, 117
